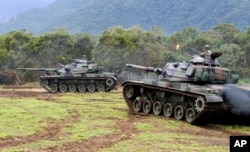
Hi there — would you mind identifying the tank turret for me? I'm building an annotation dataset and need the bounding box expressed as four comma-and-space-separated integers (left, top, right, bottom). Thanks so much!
17, 56, 117, 93
126, 52, 239, 84
122, 52, 243, 125
190, 52, 222, 66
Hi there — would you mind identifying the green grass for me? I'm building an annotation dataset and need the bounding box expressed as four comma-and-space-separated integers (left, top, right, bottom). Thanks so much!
64, 118, 115, 140
1, 92, 127, 151
1, 140, 63, 152
102, 132, 228, 152
238, 79, 250, 85
103, 120, 229, 152
20, 82, 41, 87
58, 93, 127, 140
1, 91, 250, 152
0, 98, 68, 138
210, 124, 250, 134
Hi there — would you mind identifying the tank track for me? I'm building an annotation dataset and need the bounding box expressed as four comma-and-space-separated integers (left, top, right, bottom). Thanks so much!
122, 82, 220, 125
39, 76, 117, 93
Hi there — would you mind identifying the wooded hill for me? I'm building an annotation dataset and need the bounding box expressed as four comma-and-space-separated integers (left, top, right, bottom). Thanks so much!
0, 0, 249, 35
1, 24, 250, 82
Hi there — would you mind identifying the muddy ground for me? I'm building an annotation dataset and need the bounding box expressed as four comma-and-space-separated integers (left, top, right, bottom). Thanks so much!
0, 88, 250, 151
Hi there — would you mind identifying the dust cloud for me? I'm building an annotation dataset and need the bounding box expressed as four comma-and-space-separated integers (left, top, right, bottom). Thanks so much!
221, 84, 250, 116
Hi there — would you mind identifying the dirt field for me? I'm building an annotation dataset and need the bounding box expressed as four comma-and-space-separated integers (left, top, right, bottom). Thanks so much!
0, 87, 250, 151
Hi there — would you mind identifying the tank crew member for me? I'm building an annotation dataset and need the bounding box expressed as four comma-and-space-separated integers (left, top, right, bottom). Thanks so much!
200, 44, 212, 59
82, 55, 87, 60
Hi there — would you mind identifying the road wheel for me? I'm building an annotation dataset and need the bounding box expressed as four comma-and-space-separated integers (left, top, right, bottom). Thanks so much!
59, 84, 67, 92
87, 85, 96, 93
133, 98, 143, 112
153, 101, 163, 115
49, 84, 58, 93
186, 108, 196, 123
174, 105, 185, 120
68, 85, 77, 92
40, 79, 48, 86
143, 100, 153, 114
97, 84, 105, 92
77, 85, 86, 93
124, 85, 135, 99
163, 103, 174, 117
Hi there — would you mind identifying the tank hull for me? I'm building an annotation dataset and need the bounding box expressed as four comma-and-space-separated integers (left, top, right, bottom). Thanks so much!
39, 75, 117, 93
122, 80, 229, 125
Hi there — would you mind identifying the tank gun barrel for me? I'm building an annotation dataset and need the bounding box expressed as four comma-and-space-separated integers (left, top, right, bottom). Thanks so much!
16, 68, 56, 71
16, 68, 58, 75
126, 64, 163, 74
126, 64, 155, 72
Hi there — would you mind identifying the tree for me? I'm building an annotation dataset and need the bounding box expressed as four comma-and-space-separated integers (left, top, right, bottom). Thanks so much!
0, 49, 7, 64
94, 26, 165, 72
218, 44, 244, 72
166, 27, 199, 52
33, 29, 73, 66
204, 24, 241, 47
72, 34, 94, 60
238, 27, 250, 77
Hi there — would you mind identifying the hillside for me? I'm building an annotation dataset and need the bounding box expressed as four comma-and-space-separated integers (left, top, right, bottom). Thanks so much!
0, 0, 55, 23
0, 0, 249, 35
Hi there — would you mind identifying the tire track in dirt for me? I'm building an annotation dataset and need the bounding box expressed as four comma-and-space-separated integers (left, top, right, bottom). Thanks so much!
0, 90, 60, 98
0, 108, 80, 150
0, 89, 138, 151
0, 90, 69, 150
40, 115, 141, 152
1, 89, 250, 151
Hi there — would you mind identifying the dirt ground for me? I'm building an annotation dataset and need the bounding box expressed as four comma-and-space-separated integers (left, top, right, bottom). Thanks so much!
0, 88, 250, 151
0, 88, 140, 151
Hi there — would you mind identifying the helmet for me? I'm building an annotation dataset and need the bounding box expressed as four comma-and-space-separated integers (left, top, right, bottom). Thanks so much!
204, 44, 210, 50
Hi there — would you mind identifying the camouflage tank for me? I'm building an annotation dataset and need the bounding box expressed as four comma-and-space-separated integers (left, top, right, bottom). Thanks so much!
17, 56, 117, 93
122, 52, 240, 125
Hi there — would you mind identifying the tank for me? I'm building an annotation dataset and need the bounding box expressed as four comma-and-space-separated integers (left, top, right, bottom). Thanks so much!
122, 52, 241, 125
17, 56, 117, 93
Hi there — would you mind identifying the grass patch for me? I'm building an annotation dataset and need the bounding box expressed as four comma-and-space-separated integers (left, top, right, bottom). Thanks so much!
1, 140, 63, 152
102, 131, 229, 152
102, 118, 230, 152
135, 116, 198, 132
0, 98, 68, 138
1, 91, 249, 152
58, 93, 125, 140
64, 119, 115, 140
211, 124, 250, 134
58, 93, 127, 120
19, 82, 41, 87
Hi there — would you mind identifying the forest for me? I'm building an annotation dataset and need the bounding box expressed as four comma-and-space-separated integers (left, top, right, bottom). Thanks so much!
0, 23, 250, 83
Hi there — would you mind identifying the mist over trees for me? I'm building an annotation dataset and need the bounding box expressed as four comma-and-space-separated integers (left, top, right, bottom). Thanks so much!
1, 0, 249, 35
1, 24, 250, 82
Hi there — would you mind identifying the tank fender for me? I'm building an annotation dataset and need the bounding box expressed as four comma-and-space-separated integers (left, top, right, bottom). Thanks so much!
121, 80, 142, 86
203, 94, 223, 103
121, 81, 130, 86
105, 76, 117, 80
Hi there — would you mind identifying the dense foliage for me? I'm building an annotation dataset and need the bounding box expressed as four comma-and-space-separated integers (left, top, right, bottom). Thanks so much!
1, 24, 250, 82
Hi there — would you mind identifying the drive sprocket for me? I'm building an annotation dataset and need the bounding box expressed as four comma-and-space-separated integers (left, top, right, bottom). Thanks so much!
194, 97, 205, 112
